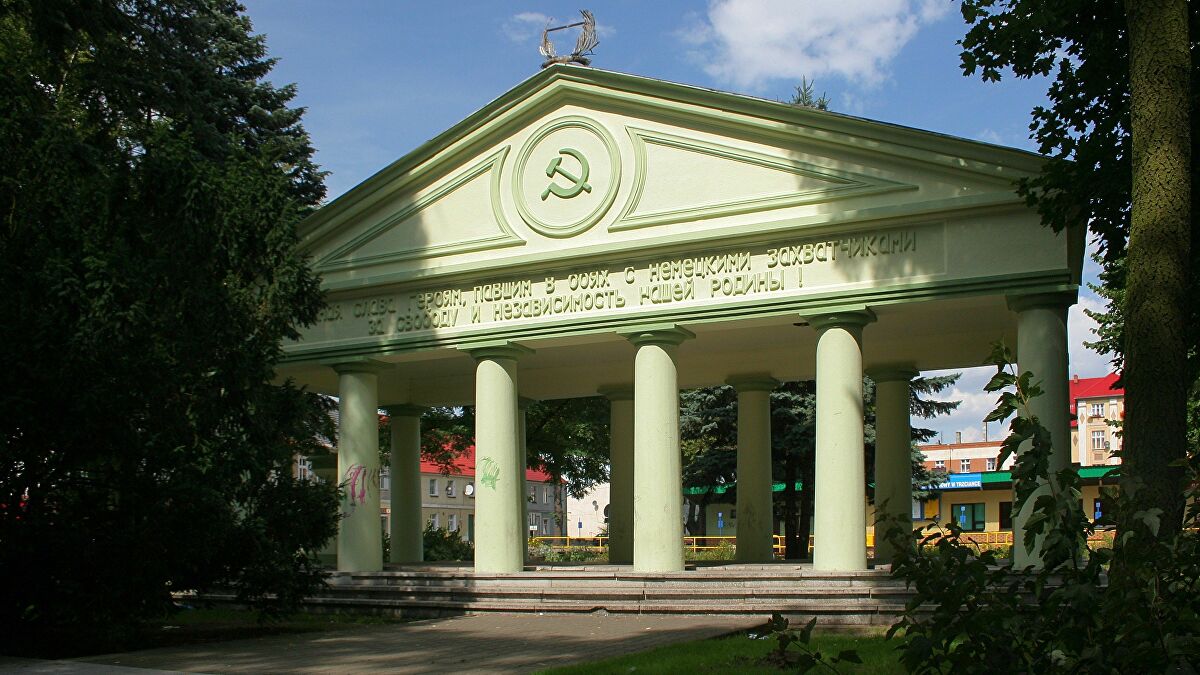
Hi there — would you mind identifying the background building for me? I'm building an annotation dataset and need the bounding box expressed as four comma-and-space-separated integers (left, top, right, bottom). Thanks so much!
1069, 373, 1124, 466
380, 444, 565, 543
565, 483, 611, 538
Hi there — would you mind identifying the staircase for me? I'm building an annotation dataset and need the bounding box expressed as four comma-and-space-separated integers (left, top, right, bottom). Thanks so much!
267, 563, 915, 626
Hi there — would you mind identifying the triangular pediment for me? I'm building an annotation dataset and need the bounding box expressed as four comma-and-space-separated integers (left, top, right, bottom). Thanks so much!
299, 65, 1046, 290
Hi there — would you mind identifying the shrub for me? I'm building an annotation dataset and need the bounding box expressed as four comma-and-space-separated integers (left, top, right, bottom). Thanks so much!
882, 344, 1200, 673
422, 525, 473, 561
689, 540, 736, 561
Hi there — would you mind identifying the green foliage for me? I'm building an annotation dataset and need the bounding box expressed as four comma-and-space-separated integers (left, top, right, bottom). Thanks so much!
422, 525, 474, 562
884, 343, 1200, 673
0, 0, 337, 652
398, 398, 609, 499
528, 543, 606, 563
688, 539, 736, 561
789, 77, 831, 111
758, 614, 861, 673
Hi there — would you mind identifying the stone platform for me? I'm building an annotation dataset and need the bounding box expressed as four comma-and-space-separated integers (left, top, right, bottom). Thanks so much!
203, 562, 914, 626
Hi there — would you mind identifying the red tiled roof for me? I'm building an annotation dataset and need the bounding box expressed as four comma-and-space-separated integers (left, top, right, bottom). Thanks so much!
1071, 373, 1123, 400
1069, 373, 1123, 427
420, 444, 555, 482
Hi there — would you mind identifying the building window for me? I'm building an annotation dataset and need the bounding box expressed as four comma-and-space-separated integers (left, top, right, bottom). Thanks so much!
468, 514, 475, 541
428, 478, 438, 496
934, 460, 945, 470
380, 467, 390, 491
999, 502, 1013, 530
430, 513, 440, 529
1090, 402, 1105, 417
1092, 430, 1106, 450
985, 458, 996, 471
542, 485, 550, 504
296, 456, 314, 481
952, 503, 986, 532
448, 513, 458, 531
911, 499, 925, 520
529, 485, 536, 502
446, 480, 455, 498
959, 459, 971, 473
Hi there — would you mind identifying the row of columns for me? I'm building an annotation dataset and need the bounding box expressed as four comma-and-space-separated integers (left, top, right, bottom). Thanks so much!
328, 292, 1072, 574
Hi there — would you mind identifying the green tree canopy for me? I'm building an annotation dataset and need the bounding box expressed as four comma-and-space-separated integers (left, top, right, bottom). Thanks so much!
404, 398, 610, 500
0, 0, 338, 652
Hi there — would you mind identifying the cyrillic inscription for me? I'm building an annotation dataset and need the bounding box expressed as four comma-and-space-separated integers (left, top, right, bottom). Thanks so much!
305, 228, 926, 343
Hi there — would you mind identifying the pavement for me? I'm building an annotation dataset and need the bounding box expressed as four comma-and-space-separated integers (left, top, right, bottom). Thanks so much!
0, 613, 762, 674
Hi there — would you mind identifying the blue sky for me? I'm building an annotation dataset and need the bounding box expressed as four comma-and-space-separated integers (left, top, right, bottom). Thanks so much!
242, 0, 1115, 443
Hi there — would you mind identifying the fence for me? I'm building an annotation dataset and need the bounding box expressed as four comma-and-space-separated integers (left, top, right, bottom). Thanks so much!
530, 529, 1117, 558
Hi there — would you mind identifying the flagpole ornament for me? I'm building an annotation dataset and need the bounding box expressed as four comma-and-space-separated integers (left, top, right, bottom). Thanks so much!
539, 10, 598, 68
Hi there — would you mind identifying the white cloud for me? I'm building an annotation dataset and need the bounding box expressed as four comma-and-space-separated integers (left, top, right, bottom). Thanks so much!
681, 0, 952, 91
502, 12, 553, 44
502, 12, 615, 50
1069, 290, 1116, 378
917, 366, 1005, 444
976, 128, 1004, 145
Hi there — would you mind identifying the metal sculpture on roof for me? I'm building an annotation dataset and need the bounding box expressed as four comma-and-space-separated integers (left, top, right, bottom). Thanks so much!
539, 10, 597, 68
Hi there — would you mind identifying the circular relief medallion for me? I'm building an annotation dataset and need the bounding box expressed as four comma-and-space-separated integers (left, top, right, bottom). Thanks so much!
513, 115, 621, 238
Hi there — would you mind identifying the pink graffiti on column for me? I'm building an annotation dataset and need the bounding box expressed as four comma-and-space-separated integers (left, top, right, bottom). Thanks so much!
344, 464, 375, 505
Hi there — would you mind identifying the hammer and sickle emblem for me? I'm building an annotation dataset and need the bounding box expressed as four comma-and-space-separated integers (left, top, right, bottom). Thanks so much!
540, 147, 592, 201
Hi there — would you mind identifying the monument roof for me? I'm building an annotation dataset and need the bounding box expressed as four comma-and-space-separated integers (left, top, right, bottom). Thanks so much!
299, 64, 1046, 253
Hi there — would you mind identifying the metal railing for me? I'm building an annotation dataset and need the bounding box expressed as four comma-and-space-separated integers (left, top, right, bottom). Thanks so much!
530, 530, 1116, 556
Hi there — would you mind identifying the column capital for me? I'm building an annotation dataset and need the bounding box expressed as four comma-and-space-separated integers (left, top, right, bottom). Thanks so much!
597, 384, 634, 401
329, 358, 389, 375
726, 374, 780, 392
385, 404, 426, 417
619, 324, 695, 347
460, 341, 535, 362
800, 306, 877, 332
866, 365, 919, 383
1006, 290, 1077, 313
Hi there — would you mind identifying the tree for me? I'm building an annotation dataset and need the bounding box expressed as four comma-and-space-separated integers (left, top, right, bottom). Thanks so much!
959, 0, 1196, 535
400, 399, 611, 500
0, 0, 337, 652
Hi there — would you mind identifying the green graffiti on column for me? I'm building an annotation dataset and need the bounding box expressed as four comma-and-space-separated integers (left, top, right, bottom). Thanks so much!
479, 456, 500, 489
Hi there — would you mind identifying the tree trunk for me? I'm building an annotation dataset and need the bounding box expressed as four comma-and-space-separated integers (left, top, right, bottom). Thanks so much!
798, 455, 815, 559
783, 455, 800, 558
1122, 0, 1191, 535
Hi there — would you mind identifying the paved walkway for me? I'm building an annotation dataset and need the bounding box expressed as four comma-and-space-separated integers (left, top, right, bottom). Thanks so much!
1, 614, 760, 674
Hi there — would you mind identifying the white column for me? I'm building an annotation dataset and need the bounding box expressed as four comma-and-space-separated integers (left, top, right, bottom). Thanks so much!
518, 397, 534, 555
867, 367, 917, 565
806, 309, 875, 571
599, 385, 634, 564
727, 375, 779, 562
387, 404, 425, 564
624, 326, 694, 573
333, 361, 385, 572
467, 343, 532, 573
1008, 292, 1074, 568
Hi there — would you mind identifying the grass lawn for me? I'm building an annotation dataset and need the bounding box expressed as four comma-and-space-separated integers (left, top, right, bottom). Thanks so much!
538, 628, 904, 674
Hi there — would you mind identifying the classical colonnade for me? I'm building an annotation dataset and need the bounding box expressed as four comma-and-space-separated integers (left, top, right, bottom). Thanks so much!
327, 292, 1072, 574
